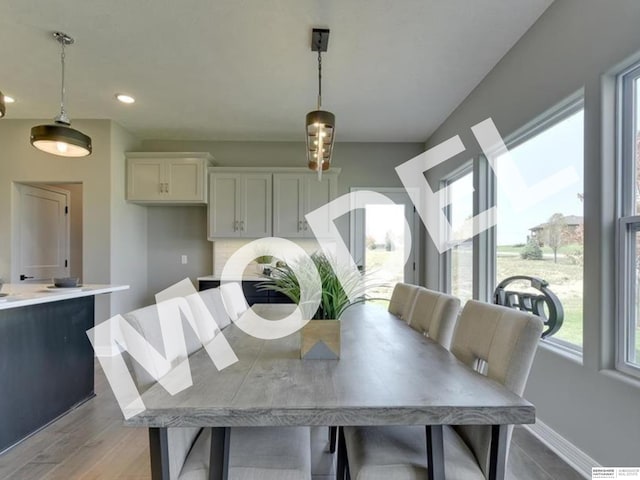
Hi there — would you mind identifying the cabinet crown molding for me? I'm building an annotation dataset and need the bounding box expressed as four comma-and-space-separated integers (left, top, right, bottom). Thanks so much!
126, 152, 215, 163
208, 166, 340, 175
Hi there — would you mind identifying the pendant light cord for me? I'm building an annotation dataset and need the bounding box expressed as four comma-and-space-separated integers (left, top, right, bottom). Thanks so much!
317, 36, 322, 110
59, 40, 67, 118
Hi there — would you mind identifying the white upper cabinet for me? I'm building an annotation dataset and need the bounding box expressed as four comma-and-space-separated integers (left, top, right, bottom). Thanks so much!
273, 172, 338, 238
208, 172, 272, 239
126, 152, 213, 204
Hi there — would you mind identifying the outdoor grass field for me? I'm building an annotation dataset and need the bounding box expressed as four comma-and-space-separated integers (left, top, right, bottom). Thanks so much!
365, 244, 639, 358
454, 244, 584, 346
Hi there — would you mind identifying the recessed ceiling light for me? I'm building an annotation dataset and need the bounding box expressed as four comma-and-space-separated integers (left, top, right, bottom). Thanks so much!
4, 95, 16, 103
115, 94, 135, 104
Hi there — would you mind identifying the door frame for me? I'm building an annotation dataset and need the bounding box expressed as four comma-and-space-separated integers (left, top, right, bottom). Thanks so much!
11, 182, 71, 283
349, 187, 421, 284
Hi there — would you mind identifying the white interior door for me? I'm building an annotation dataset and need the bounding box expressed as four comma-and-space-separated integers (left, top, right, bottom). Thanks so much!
16, 184, 70, 282
351, 188, 420, 298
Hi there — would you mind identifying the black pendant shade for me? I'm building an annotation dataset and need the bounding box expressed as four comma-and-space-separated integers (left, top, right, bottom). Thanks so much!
30, 122, 92, 157
31, 31, 92, 158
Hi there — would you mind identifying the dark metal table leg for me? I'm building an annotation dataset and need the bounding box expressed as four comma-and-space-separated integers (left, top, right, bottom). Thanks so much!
209, 427, 231, 480
149, 428, 170, 480
426, 425, 445, 480
329, 426, 337, 453
489, 424, 508, 480
336, 427, 347, 480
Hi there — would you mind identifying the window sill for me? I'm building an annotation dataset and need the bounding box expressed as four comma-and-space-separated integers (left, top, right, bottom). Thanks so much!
538, 339, 583, 365
601, 368, 640, 390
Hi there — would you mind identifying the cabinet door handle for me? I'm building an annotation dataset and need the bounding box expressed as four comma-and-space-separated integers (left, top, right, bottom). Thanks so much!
233, 220, 238, 231
303, 220, 308, 231
240, 220, 245, 231
298, 220, 303, 232
159, 183, 164, 193
164, 182, 169, 193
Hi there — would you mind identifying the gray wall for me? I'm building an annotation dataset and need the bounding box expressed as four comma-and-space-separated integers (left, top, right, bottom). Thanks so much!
424, 0, 640, 466
138, 140, 425, 291
146, 206, 211, 300
109, 122, 147, 313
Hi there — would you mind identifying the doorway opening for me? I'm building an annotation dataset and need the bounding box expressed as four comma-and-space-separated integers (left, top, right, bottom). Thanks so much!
351, 188, 420, 301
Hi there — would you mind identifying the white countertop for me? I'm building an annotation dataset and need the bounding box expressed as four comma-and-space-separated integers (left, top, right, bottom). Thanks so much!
0, 284, 130, 310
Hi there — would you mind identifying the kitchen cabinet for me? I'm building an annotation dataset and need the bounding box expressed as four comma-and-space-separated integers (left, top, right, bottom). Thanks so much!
126, 152, 213, 204
273, 172, 338, 238
208, 172, 272, 238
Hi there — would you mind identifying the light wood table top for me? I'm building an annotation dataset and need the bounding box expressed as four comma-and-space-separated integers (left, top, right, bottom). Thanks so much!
125, 303, 534, 428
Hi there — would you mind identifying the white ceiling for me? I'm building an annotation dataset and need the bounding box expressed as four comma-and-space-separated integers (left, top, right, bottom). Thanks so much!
0, 0, 554, 142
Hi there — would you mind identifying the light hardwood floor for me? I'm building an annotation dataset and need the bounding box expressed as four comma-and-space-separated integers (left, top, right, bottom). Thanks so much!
0, 367, 584, 480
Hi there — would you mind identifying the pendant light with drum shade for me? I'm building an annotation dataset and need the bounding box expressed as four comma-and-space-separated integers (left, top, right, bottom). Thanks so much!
306, 28, 334, 180
30, 32, 92, 157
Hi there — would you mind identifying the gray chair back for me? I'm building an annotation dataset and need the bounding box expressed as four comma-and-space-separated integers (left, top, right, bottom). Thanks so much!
199, 287, 232, 330
450, 300, 543, 477
406, 287, 460, 349
388, 282, 419, 321
220, 282, 249, 321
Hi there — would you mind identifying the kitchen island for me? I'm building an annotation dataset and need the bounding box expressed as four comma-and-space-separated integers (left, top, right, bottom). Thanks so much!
0, 284, 128, 453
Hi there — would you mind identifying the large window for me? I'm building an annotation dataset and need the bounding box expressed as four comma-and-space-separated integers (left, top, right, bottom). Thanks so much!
617, 65, 640, 376
494, 103, 585, 350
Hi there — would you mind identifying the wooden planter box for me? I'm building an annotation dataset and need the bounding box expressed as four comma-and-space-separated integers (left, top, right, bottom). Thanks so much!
300, 319, 340, 360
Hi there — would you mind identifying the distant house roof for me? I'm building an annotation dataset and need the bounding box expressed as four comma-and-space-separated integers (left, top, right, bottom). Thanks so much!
529, 215, 583, 232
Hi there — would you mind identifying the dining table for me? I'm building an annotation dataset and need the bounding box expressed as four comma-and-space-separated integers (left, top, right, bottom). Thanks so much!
124, 302, 535, 480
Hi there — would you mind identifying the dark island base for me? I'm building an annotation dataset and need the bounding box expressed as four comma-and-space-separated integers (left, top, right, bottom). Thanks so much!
0, 296, 95, 453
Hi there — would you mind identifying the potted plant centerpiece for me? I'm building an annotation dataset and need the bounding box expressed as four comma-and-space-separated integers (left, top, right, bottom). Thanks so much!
259, 252, 375, 359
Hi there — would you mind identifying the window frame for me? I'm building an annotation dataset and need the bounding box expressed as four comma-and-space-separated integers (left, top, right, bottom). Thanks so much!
616, 63, 640, 377
487, 95, 585, 354
440, 163, 474, 300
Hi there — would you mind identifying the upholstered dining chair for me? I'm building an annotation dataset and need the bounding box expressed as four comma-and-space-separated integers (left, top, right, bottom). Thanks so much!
330, 286, 459, 457
198, 286, 232, 330
121, 288, 312, 480
329, 283, 422, 455
387, 282, 420, 321
177, 426, 312, 480
406, 287, 460, 349
219, 281, 249, 321
340, 300, 544, 480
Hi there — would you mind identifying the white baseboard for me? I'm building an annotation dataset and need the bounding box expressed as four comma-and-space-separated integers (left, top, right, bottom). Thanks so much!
525, 419, 600, 479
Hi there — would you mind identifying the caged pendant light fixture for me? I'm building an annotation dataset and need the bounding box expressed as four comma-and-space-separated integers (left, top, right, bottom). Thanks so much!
30, 32, 92, 157
305, 28, 335, 180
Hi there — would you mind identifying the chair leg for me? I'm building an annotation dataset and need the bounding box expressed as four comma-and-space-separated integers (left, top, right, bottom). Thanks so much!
336, 427, 348, 480
329, 426, 337, 453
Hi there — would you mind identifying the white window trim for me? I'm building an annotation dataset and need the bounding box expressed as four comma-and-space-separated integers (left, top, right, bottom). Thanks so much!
615, 62, 640, 377
440, 164, 474, 296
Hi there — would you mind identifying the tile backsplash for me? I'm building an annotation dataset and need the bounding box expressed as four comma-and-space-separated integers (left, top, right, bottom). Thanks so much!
212, 239, 323, 276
